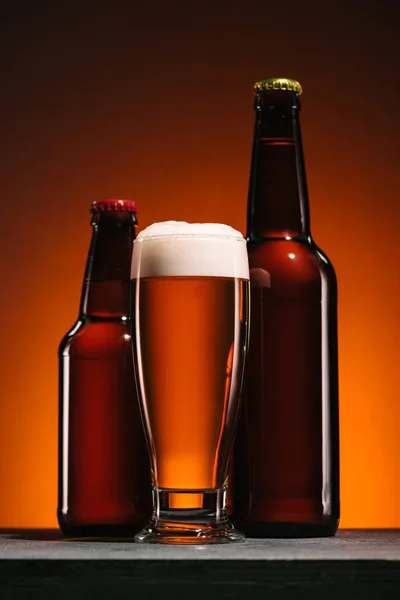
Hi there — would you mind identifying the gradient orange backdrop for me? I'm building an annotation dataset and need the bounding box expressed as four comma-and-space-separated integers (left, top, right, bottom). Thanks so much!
0, 1, 399, 528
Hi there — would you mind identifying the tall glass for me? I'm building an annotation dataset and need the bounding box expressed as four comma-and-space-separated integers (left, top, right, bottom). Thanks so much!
131, 221, 250, 544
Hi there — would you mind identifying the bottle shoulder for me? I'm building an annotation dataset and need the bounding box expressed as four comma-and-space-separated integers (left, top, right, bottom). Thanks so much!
58, 318, 132, 359
248, 238, 335, 271
247, 239, 337, 294
58, 320, 85, 354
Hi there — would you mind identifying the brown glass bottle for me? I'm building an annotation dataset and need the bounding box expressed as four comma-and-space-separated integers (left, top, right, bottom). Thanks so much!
58, 199, 152, 537
232, 79, 340, 537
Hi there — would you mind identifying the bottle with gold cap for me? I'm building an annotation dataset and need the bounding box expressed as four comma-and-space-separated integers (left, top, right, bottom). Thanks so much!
232, 79, 340, 537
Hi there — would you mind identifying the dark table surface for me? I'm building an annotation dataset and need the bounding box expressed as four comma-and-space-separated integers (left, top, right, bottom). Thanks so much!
0, 529, 399, 599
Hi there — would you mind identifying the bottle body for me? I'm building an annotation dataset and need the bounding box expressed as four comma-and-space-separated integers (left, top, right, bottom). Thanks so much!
233, 239, 339, 536
232, 81, 340, 537
58, 203, 152, 536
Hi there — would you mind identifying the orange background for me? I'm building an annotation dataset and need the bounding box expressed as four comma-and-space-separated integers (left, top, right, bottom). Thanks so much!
0, 1, 399, 528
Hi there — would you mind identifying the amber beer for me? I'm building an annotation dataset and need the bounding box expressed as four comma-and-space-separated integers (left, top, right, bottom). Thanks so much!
131, 222, 250, 544
137, 275, 248, 492
233, 79, 340, 537
58, 199, 152, 536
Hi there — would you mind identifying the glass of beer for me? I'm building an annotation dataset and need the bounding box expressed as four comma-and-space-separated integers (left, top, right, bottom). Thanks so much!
131, 221, 250, 544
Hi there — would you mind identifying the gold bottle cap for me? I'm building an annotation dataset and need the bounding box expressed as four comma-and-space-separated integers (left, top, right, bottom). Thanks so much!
254, 78, 303, 95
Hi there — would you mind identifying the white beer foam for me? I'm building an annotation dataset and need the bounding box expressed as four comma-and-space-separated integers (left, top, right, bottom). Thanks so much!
131, 221, 249, 279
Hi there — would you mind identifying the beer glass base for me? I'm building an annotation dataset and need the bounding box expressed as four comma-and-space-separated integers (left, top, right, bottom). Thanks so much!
135, 488, 245, 545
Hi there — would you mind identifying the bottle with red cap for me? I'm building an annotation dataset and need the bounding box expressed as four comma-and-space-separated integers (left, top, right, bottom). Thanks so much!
58, 199, 152, 537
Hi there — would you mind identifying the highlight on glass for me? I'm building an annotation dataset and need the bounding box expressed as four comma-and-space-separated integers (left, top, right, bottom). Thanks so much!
131, 221, 250, 544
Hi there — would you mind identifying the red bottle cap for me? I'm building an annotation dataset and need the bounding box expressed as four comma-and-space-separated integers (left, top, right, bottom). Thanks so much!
90, 199, 138, 213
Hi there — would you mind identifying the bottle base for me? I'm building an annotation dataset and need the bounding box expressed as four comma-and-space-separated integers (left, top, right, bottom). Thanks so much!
234, 520, 339, 538
59, 524, 142, 539
58, 516, 149, 539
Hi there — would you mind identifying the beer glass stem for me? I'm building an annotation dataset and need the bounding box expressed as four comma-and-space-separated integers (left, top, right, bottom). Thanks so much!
134, 486, 244, 544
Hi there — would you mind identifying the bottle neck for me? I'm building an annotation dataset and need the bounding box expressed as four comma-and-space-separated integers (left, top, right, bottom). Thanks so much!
246, 91, 311, 241
80, 211, 136, 319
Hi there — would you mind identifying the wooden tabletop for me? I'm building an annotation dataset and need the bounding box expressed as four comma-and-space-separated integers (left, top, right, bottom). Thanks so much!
0, 529, 399, 598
